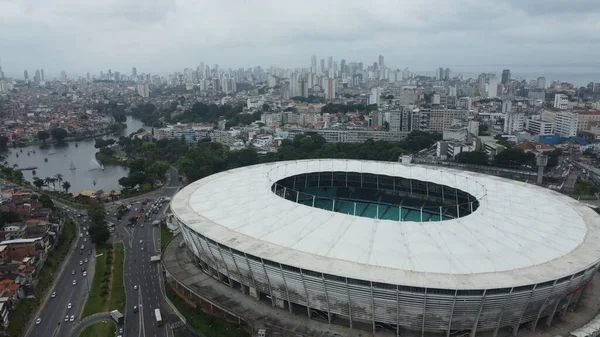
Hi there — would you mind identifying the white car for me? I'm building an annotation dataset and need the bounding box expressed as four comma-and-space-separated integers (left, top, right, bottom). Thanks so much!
65, 315, 69, 322
71, 270, 75, 275
83, 271, 87, 277
35, 318, 41, 325
139, 240, 143, 244
84, 258, 88, 263
72, 280, 77, 285
51, 292, 56, 298
70, 315, 75, 322
67, 303, 72, 309
133, 285, 138, 290
79, 260, 83, 265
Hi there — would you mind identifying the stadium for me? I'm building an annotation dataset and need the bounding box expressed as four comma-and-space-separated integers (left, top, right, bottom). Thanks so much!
170, 159, 600, 336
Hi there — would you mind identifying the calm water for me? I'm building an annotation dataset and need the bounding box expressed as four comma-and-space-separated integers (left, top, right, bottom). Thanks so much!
4, 116, 149, 194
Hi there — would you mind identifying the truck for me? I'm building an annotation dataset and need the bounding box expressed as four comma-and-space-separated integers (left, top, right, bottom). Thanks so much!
110, 310, 124, 324
150, 255, 161, 263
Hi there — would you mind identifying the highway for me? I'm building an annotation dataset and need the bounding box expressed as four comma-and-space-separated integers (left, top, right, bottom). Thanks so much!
26, 207, 95, 337
24, 166, 180, 337
106, 166, 181, 337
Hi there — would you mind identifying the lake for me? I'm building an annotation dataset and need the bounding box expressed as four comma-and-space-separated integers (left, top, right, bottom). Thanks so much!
4, 116, 149, 194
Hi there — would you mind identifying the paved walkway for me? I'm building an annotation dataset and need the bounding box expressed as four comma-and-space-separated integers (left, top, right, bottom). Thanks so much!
69, 312, 113, 337
163, 236, 358, 337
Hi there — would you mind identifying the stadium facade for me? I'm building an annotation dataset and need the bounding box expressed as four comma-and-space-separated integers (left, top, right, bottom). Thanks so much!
170, 159, 600, 336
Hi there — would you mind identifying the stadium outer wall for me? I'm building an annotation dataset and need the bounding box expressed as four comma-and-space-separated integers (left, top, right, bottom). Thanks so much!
171, 161, 600, 337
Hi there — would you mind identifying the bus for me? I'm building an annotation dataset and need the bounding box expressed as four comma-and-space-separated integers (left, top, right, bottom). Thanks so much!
155, 308, 163, 326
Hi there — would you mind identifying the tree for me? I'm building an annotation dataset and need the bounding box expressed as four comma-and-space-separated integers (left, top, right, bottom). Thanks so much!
37, 131, 50, 145
62, 181, 71, 193
50, 128, 69, 142
262, 103, 270, 112
38, 194, 55, 210
33, 177, 44, 189
55, 173, 63, 191
455, 151, 489, 166
89, 224, 110, 245
0, 136, 8, 149
0, 211, 21, 226
113, 114, 127, 123
87, 204, 106, 225
494, 148, 535, 167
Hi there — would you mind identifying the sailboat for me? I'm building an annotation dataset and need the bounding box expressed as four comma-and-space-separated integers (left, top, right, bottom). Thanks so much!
70, 160, 76, 171
100, 164, 105, 170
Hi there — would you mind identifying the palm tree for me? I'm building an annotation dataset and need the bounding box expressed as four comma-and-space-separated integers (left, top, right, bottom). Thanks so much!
33, 177, 44, 189
55, 173, 63, 191
43, 177, 52, 189
62, 181, 71, 193
109, 190, 116, 201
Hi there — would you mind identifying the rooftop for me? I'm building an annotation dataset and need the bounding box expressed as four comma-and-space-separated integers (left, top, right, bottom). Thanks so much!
171, 159, 600, 289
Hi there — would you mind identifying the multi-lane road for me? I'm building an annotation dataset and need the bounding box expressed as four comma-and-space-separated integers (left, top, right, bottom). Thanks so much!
108, 166, 181, 337
25, 166, 181, 337
26, 207, 95, 337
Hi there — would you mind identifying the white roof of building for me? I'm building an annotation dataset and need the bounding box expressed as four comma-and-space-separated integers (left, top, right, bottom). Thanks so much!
171, 159, 600, 289
0, 238, 42, 245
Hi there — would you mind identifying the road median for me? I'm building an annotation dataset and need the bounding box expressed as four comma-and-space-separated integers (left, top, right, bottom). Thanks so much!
82, 243, 125, 317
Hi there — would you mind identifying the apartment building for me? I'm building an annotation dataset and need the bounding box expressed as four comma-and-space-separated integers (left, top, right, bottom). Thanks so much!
412, 109, 468, 132
554, 111, 579, 137
553, 94, 569, 109
527, 119, 554, 136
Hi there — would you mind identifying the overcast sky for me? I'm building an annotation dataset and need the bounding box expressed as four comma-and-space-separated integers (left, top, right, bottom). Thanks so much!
1, 0, 599, 82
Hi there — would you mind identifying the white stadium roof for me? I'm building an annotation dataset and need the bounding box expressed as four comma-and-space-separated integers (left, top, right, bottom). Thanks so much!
171, 159, 600, 290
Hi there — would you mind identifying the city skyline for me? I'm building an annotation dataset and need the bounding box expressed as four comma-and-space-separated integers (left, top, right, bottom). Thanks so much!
1, 0, 599, 79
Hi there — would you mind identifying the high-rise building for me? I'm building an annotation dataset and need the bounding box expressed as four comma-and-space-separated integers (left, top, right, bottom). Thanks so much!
340, 59, 346, 75
537, 77, 546, 89
369, 87, 381, 106
501, 69, 511, 85
554, 111, 578, 137
554, 94, 569, 110
23, 70, 28, 80
503, 111, 525, 134
60, 71, 67, 82
327, 56, 333, 71
0, 66, 4, 79
137, 83, 150, 97
325, 78, 335, 100
444, 68, 451, 80
132, 67, 137, 77
310, 55, 317, 73
319, 59, 325, 74
40, 69, 45, 82
358, 62, 363, 71
378, 55, 385, 68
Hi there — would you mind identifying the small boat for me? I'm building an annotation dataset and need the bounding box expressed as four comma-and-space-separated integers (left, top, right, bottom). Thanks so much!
27, 152, 30, 156
20, 149, 22, 153
32, 170, 36, 175
44, 158, 48, 162
75, 143, 78, 148
15, 154, 18, 158
70, 160, 76, 171
32, 150, 35, 154
101, 164, 105, 170
93, 180, 96, 186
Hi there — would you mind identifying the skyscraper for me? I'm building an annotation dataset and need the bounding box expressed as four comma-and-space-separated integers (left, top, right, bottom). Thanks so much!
501, 69, 511, 85
40, 69, 45, 82
24, 70, 28, 80
340, 59, 346, 75
325, 77, 335, 100
319, 59, 325, 74
537, 77, 546, 89
310, 55, 317, 73
378, 55, 385, 68
438, 68, 444, 80
132, 67, 137, 76
327, 56, 333, 71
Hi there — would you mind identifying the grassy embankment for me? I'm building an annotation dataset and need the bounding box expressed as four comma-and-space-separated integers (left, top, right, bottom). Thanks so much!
160, 222, 173, 250
78, 321, 116, 337
165, 286, 249, 337
82, 243, 125, 317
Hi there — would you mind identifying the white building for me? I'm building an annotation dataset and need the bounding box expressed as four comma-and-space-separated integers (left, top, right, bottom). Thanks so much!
553, 94, 569, 110
442, 125, 468, 142
369, 87, 381, 106
503, 112, 525, 134
136, 84, 149, 98
527, 119, 554, 136
554, 111, 579, 137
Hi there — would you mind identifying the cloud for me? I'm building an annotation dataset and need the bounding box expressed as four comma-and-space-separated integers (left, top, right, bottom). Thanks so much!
0, 0, 599, 79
